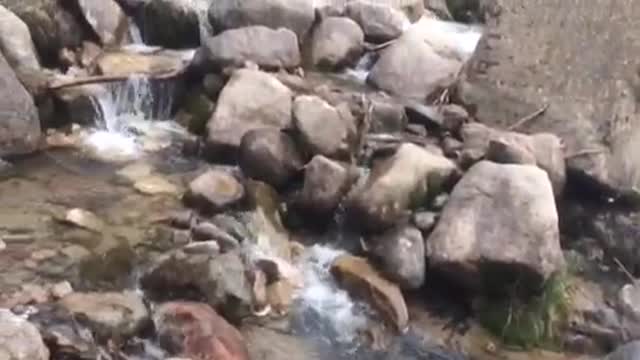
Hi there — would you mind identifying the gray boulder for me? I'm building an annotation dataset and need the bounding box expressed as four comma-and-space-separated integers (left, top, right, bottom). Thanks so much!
460, 122, 566, 195
0, 52, 41, 157
205, 69, 293, 157
345, 1, 408, 43
183, 169, 245, 213
311, 16, 364, 70
142, 0, 207, 48
292, 95, 356, 160
458, 0, 640, 196
427, 161, 565, 294
0, 5, 40, 70
0, 309, 49, 360
368, 225, 425, 290
239, 128, 305, 188
346, 143, 458, 231
200, 26, 300, 69
368, 24, 462, 100
208, 0, 314, 41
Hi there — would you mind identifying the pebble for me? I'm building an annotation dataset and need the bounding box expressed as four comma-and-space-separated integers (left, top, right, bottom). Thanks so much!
62, 208, 105, 233
133, 175, 179, 195
31, 249, 57, 261
50, 281, 74, 299
0, 239, 5, 251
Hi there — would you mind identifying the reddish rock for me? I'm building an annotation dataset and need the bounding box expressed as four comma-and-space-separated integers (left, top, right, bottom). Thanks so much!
154, 302, 249, 360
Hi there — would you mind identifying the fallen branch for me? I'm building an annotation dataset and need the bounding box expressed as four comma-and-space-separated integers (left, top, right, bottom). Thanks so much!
365, 40, 396, 52
507, 104, 549, 131
48, 68, 185, 90
614, 257, 637, 284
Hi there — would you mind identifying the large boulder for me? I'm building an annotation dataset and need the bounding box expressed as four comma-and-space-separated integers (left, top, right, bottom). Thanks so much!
367, 225, 425, 290
368, 24, 463, 100
76, 0, 129, 46
345, 143, 457, 231
345, 1, 408, 43
427, 161, 565, 294
606, 341, 640, 360
141, 0, 208, 48
239, 128, 304, 188
292, 95, 357, 160
1, 0, 88, 67
331, 255, 409, 332
0, 52, 41, 157
460, 122, 566, 195
311, 16, 364, 70
59, 291, 149, 338
199, 26, 300, 70
0, 5, 40, 70
154, 301, 250, 360
458, 0, 640, 196
0, 309, 49, 360
208, 0, 314, 41
205, 69, 293, 159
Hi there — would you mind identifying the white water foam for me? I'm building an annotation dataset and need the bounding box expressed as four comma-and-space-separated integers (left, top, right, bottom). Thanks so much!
128, 16, 144, 44
82, 76, 180, 161
409, 17, 483, 61
294, 245, 369, 343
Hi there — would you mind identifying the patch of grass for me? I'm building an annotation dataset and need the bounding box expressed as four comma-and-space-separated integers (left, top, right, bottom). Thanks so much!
477, 272, 574, 350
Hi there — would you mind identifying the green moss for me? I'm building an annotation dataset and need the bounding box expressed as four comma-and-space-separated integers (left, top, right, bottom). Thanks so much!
477, 272, 573, 350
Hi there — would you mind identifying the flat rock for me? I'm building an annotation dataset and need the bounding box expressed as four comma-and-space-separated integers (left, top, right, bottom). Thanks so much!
345, 1, 408, 43
183, 170, 245, 213
76, 0, 128, 45
199, 26, 300, 70
134, 175, 180, 195
331, 255, 409, 332
427, 161, 565, 294
0, 309, 49, 360
59, 291, 149, 338
61, 208, 105, 233
95, 50, 186, 77
205, 69, 293, 158
346, 143, 457, 231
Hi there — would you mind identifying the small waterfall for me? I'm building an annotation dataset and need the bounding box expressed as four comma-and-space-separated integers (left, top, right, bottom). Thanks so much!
128, 17, 144, 45
83, 76, 182, 161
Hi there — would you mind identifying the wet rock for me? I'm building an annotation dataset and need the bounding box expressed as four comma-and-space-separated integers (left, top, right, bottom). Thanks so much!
183, 170, 245, 213
619, 283, 640, 321
412, 211, 438, 233
446, 0, 498, 23
245, 181, 292, 260
370, 100, 407, 134
59, 291, 149, 338
0, 5, 40, 70
408, 103, 469, 135
606, 341, 640, 360
243, 324, 317, 360
311, 17, 364, 70
50, 281, 73, 299
95, 50, 187, 77
133, 175, 180, 195
254, 256, 303, 289
239, 128, 304, 188
294, 155, 356, 219
442, 136, 463, 159
154, 301, 249, 360
346, 143, 457, 231
60, 208, 105, 233
53, 84, 106, 125
0, 309, 49, 360
141, 248, 254, 319
200, 26, 300, 70
205, 69, 293, 159
27, 304, 98, 359
76, 0, 128, 46
426, 0, 453, 20
208, 0, 314, 41
0, 52, 41, 157
293, 95, 356, 159
427, 161, 565, 294
367, 225, 425, 290
460, 123, 566, 195
2, 0, 88, 67
115, 162, 154, 184
202, 73, 225, 100
345, 1, 408, 43
142, 0, 206, 48
192, 222, 240, 251
331, 255, 409, 331
368, 25, 462, 100
175, 89, 215, 135
266, 280, 293, 316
